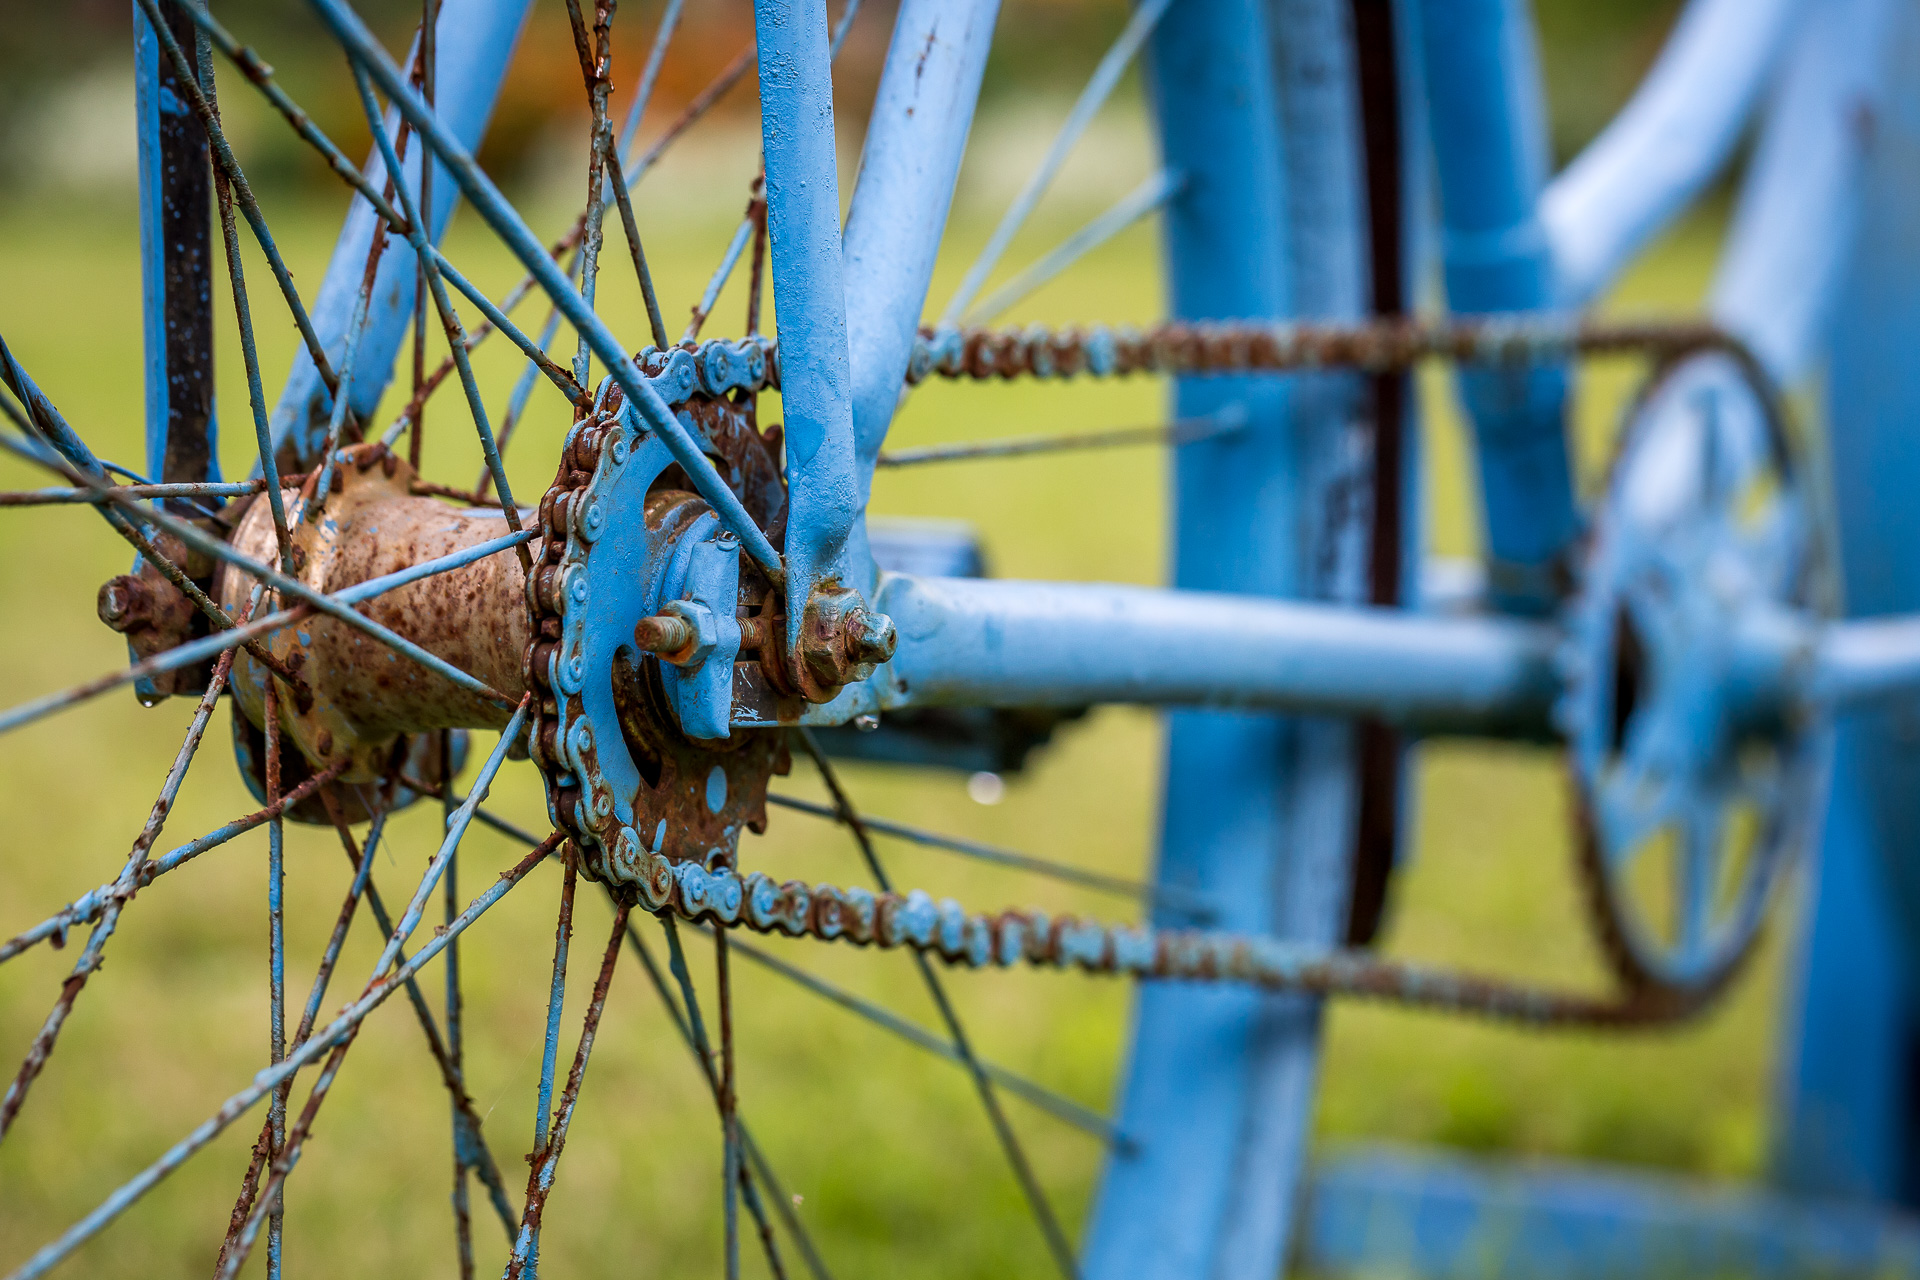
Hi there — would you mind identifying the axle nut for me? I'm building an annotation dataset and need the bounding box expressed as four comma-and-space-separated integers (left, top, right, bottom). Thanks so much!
845, 609, 897, 666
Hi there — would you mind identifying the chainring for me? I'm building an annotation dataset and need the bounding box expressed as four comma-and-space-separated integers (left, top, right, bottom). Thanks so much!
1559, 349, 1826, 997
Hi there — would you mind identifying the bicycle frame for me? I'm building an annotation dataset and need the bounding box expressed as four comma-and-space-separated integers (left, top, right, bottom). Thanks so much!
136, 0, 1920, 1271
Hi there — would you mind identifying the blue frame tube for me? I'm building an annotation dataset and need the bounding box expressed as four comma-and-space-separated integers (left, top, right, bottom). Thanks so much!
1710, 0, 1898, 384
1081, 0, 1381, 1274
1416, 0, 1576, 614
1541, 0, 1805, 306
841, 0, 1000, 592
1773, 0, 1920, 1201
872, 576, 1557, 733
270, 0, 533, 468
753, 0, 860, 620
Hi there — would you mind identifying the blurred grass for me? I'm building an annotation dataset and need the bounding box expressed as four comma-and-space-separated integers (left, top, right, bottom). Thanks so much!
0, 122, 1786, 1280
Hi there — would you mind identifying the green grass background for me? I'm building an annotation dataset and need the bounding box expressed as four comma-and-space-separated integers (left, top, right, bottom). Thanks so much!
0, 96, 1788, 1278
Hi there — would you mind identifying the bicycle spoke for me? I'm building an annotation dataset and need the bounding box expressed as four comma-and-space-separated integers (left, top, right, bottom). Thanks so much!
216, 705, 534, 1278
410, 0, 442, 473
0, 334, 310, 694
963, 170, 1183, 326
715, 927, 1125, 1148
718, 927, 741, 1280
792, 732, 1080, 1279
563, 0, 617, 390
0, 600, 255, 1140
767, 791, 1217, 919
684, 209, 756, 345
264, 681, 289, 1278
213, 164, 295, 571
644, 915, 811, 1280
505, 897, 628, 1280
628, 42, 757, 184
939, 0, 1176, 326
309, 0, 786, 581
618, 0, 684, 151
314, 789, 521, 1242
472, 306, 566, 498
349, 63, 535, 574
521, 842, 579, 1273
217, 810, 388, 1276
602, 144, 670, 351
6, 747, 549, 1280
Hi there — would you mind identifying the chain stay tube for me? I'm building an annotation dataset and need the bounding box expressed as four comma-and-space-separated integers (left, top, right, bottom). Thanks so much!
752, 0, 862, 660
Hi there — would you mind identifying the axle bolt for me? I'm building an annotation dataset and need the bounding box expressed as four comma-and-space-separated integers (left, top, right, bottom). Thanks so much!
634, 613, 698, 657
97, 575, 153, 633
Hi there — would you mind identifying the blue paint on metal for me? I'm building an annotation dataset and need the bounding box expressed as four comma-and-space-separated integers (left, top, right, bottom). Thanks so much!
133, 7, 169, 488
841, 0, 1000, 595
1710, 0, 1895, 385
752, 0, 859, 623
1083, 0, 1377, 1273
270, 0, 534, 468
660, 531, 744, 742
1541, 0, 1805, 307
865, 575, 1556, 732
1777, 2, 1920, 1203
1300, 1143, 1920, 1280
306, 0, 782, 578
1415, 0, 1576, 614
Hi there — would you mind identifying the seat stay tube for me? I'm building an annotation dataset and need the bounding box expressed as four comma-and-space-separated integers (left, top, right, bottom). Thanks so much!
841, 0, 1002, 596
753, 0, 862, 633
1416, 0, 1578, 614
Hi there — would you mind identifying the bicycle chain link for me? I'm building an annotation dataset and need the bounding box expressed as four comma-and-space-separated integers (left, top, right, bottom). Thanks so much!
524, 314, 1760, 1026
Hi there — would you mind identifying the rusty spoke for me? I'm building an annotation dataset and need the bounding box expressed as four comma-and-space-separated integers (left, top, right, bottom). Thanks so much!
792, 730, 1081, 1280
214, 710, 535, 1279
0, 603, 256, 1142
215, 809, 387, 1275
518, 842, 579, 1274
625, 913, 813, 1280
505, 897, 629, 1280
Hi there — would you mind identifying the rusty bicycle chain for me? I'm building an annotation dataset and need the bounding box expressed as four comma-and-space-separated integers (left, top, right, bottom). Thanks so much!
521, 312, 1756, 1028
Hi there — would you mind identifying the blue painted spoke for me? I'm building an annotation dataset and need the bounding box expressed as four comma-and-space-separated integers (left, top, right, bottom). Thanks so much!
214, 704, 536, 1279
622, 916, 820, 1280
0, 616, 255, 1140
350, 62, 533, 573
964, 170, 1184, 326
939, 0, 1176, 325
792, 731, 1080, 1279
304, 0, 784, 581
766, 791, 1215, 920
3, 817, 557, 1280
617, 0, 685, 155
718, 928, 1126, 1147
506, 900, 629, 1280
522, 843, 579, 1276
684, 214, 756, 344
